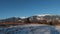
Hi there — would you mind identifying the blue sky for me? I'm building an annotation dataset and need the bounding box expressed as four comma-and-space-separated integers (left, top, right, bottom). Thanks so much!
0, 0, 60, 19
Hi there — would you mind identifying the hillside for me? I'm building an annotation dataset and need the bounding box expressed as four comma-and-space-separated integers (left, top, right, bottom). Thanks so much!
0, 14, 60, 27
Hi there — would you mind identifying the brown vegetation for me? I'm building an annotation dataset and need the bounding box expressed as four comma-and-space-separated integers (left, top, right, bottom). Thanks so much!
0, 18, 60, 27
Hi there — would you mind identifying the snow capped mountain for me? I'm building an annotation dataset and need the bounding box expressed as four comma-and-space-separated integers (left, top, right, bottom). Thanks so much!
0, 14, 60, 25
0, 14, 60, 21
0, 14, 60, 22
25, 14, 60, 25
29, 14, 60, 20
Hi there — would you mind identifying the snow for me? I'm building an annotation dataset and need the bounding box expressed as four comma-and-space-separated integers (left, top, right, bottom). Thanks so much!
55, 26, 60, 33
34, 14, 55, 16
20, 17, 26, 19
0, 24, 60, 34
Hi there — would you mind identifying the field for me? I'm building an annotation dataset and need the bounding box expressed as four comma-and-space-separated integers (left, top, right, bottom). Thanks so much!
0, 24, 60, 34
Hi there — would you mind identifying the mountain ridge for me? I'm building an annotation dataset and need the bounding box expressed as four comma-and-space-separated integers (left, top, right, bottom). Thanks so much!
0, 14, 60, 26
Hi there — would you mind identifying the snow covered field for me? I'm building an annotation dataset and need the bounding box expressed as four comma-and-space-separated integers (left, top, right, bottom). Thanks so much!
0, 24, 60, 34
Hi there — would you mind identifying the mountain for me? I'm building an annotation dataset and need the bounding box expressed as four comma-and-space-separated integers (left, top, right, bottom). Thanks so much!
28, 14, 60, 21
0, 14, 60, 26
0, 17, 22, 22
0, 14, 60, 34
27, 14, 60, 25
